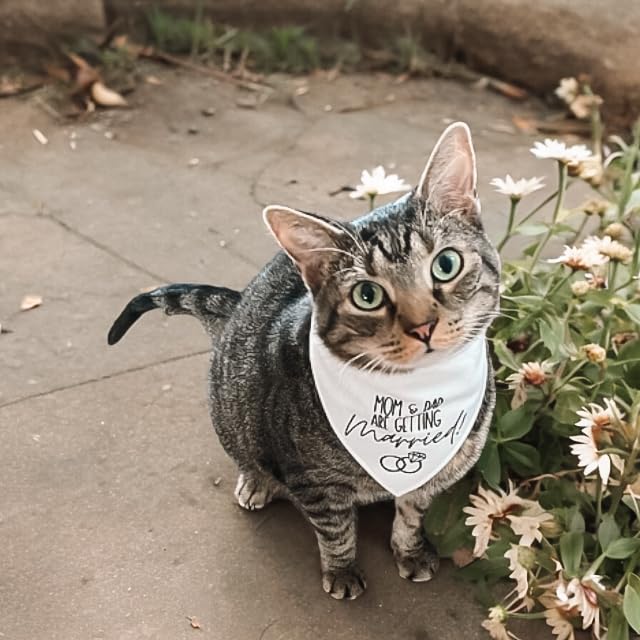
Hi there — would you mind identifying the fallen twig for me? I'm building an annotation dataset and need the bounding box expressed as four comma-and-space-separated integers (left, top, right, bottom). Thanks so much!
140, 49, 272, 92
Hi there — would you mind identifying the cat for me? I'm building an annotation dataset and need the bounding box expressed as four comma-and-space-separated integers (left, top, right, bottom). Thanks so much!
108, 122, 500, 600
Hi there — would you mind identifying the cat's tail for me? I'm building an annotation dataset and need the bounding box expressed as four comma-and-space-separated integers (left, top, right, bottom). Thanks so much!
107, 283, 242, 345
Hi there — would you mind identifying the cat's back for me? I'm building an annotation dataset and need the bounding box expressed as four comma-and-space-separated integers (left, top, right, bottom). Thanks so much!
212, 251, 310, 381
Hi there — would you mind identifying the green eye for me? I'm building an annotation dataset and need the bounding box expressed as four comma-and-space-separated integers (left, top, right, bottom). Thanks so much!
351, 281, 385, 311
431, 249, 463, 282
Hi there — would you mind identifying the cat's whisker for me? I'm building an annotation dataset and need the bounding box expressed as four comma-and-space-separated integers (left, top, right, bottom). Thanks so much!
338, 224, 368, 255
339, 351, 370, 377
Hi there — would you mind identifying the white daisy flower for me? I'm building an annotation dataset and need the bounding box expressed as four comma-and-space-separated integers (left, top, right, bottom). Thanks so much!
350, 166, 411, 200
582, 235, 633, 264
507, 502, 555, 547
530, 139, 593, 165
506, 361, 550, 409
555, 77, 579, 105
570, 426, 623, 486
556, 576, 603, 638
463, 483, 528, 557
490, 175, 545, 200
543, 607, 575, 640
576, 398, 625, 430
504, 545, 530, 601
548, 245, 608, 271
481, 607, 521, 640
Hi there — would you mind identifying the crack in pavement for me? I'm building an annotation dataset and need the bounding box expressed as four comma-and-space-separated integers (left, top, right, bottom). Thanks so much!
0, 349, 209, 410
46, 211, 171, 284
248, 117, 320, 211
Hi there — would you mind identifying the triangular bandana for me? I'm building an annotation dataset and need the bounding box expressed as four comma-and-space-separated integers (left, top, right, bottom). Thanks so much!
309, 319, 488, 496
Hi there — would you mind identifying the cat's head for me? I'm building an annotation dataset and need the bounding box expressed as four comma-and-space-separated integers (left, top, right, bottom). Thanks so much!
264, 122, 500, 372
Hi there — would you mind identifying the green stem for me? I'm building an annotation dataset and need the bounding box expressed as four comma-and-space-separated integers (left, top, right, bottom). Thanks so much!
615, 550, 640, 592
586, 553, 606, 577
530, 163, 568, 271
368, 194, 376, 211
497, 198, 519, 253
617, 120, 640, 220
518, 190, 561, 226
600, 261, 619, 346
595, 476, 603, 526
632, 219, 640, 276
507, 612, 546, 621
190, 0, 204, 59
547, 271, 573, 298
570, 213, 590, 245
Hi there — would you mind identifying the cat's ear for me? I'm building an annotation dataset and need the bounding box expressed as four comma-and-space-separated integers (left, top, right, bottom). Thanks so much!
417, 122, 479, 216
263, 205, 346, 292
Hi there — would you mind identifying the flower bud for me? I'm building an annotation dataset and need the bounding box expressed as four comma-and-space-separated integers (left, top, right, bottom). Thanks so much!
571, 281, 590, 297
603, 222, 626, 240
539, 517, 563, 538
517, 546, 537, 570
582, 343, 606, 363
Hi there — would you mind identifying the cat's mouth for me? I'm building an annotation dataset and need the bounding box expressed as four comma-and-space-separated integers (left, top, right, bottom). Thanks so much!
408, 319, 439, 354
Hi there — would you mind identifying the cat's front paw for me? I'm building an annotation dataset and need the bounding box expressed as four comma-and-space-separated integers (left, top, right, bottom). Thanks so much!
234, 472, 277, 511
395, 547, 439, 582
322, 565, 367, 600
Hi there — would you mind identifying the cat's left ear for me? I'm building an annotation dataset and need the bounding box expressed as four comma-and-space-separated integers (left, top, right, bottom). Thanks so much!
263, 205, 346, 292
416, 122, 480, 216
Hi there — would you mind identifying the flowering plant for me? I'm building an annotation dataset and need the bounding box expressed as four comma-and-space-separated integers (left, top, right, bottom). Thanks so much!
422, 83, 640, 639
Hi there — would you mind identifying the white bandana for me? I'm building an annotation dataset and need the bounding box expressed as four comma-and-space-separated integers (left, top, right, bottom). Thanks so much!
309, 319, 488, 497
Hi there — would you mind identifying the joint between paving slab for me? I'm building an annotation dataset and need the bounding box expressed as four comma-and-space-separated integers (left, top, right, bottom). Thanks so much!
46, 211, 170, 284
0, 349, 209, 410
248, 118, 319, 210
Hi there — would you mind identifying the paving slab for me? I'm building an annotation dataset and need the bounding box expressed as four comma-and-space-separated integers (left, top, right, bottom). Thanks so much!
0, 356, 488, 640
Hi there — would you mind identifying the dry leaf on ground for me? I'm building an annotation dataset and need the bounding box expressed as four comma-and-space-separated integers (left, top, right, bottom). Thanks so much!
186, 616, 201, 629
91, 81, 128, 107
20, 295, 43, 311
451, 547, 475, 568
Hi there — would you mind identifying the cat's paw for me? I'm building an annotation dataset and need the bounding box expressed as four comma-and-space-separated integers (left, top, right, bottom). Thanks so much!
234, 473, 276, 511
322, 565, 367, 600
395, 547, 439, 582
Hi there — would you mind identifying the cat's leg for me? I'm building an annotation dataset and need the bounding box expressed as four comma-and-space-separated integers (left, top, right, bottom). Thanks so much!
296, 492, 365, 600
234, 470, 282, 511
391, 487, 439, 582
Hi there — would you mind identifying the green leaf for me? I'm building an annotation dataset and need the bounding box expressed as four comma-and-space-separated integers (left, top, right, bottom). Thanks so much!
567, 507, 585, 533
559, 531, 583, 576
492, 339, 520, 371
606, 538, 640, 559
623, 304, 640, 325
501, 441, 541, 475
514, 223, 548, 236
608, 606, 630, 640
598, 514, 621, 552
623, 574, 640, 634
476, 439, 501, 488
624, 188, 640, 215
496, 407, 534, 442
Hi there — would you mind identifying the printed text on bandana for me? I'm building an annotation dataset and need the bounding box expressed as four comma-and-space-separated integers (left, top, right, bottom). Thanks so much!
344, 393, 466, 472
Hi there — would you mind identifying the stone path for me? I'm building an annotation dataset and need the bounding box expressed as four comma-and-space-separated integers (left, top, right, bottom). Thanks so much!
0, 68, 567, 639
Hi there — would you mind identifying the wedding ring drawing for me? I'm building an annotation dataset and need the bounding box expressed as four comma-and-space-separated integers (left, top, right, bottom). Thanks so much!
379, 451, 427, 474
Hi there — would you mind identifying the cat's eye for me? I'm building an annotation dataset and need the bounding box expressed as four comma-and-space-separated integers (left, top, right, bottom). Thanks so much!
351, 281, 385, 311
431, 249, 463, 282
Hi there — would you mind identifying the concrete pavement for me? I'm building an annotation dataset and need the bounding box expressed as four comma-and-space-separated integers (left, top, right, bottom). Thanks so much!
0, 68, 566, 639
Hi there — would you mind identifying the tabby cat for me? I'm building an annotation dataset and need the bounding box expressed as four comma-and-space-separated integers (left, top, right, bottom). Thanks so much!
108, 122, 500, 599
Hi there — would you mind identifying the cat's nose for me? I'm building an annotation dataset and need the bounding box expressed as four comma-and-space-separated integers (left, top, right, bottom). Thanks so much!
408, 319, 438, 344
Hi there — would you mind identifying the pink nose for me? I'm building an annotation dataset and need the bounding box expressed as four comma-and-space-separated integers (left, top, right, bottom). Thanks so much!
409, 320, 438, 343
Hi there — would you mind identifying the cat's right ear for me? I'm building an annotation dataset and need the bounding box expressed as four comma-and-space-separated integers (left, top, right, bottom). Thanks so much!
263, 205, 346, 292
